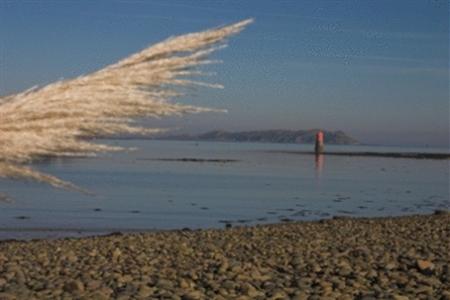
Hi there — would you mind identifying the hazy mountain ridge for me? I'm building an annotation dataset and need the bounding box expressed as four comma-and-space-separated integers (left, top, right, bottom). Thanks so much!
157, 129, 360, 145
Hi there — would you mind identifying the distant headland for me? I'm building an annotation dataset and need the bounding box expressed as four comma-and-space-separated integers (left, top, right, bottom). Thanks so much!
154, 129, 360, 145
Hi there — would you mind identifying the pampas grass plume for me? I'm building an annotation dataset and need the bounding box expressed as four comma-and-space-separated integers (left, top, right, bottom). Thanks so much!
0, 19, 253, 192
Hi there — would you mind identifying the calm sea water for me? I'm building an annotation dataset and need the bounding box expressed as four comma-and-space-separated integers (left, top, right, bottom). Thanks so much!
0, 140, 448, 239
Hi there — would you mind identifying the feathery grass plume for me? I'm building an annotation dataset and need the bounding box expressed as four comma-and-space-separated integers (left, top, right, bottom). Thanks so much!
0, 19, 253, 193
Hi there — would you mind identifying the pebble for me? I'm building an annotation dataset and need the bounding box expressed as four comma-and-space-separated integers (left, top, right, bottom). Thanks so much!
416, 259, 435, 275
392, 295, 409, 300
64, 280, 84, 293
0, 213, 447, 299
182, 291, 204, 300
137, 285, 153, 297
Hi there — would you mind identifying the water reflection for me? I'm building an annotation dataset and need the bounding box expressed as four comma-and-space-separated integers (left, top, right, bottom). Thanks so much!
1, 140, 447, 239
315, 154, 324, 178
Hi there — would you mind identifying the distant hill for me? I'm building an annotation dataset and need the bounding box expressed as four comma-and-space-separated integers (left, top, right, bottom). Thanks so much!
157, 129, 360, 145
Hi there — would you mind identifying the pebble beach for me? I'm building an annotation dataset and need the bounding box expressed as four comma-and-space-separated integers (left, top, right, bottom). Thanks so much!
0, 212, 449, 300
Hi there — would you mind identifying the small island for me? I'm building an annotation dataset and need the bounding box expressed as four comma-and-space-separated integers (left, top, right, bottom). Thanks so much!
155, 129, 360, 145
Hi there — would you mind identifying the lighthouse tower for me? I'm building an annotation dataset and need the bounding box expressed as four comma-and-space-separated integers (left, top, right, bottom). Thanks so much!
315, 131, 324, 154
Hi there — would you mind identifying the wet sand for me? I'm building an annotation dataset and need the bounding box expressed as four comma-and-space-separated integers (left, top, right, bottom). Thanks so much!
0, 212, 449, 299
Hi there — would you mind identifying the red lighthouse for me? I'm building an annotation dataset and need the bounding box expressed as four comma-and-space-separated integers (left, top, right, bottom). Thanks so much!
315, 131, 324, 154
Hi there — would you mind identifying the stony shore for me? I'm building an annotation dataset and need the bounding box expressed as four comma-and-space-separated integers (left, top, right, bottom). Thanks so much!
0, 213, 448, 300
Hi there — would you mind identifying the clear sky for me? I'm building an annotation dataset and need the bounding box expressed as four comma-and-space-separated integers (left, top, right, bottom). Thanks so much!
1, 0, 448, 147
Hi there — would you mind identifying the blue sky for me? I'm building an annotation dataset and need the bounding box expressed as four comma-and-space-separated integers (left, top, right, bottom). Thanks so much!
1, 0, 448, 146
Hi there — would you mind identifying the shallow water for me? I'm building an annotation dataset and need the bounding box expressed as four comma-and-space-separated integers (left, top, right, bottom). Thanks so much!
0, 140, 448, 239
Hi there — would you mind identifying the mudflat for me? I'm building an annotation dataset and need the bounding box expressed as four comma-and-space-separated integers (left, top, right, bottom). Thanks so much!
269, 150, 450, 160
0, 213, 449, 299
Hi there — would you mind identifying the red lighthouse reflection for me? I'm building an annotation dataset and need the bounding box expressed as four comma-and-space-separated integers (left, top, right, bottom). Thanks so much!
315, 153, 324, 177
315, 131, 324, 178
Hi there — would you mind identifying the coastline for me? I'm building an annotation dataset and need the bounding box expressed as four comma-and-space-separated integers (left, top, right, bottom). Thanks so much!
0, 212, 448, 299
